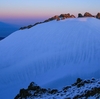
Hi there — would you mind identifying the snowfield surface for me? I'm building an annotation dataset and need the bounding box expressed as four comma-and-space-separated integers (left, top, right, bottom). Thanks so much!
0, 18, 100, 99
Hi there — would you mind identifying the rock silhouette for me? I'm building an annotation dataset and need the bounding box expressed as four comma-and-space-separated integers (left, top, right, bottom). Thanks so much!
78, 13, 83, 17
96, 13, 100, 19
84, 12, 93, 17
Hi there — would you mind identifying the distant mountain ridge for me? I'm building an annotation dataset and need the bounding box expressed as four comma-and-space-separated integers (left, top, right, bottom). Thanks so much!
0, 37, 4, 40
0, 22, 19, 37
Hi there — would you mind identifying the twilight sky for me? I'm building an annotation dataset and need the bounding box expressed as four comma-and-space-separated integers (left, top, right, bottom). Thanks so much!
0, 0, 100, 26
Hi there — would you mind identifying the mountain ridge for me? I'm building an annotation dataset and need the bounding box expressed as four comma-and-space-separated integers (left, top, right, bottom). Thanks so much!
19, 12, 100, 30
0, 21, 19, 37
15, 78, 100, 99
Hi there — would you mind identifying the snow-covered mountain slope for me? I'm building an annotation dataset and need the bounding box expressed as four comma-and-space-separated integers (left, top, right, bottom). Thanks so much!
0, 22, 19, 37
0, 18, 100, 99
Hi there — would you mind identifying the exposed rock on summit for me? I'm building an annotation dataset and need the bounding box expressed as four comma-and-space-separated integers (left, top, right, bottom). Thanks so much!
78, 13, 83, 17
19, 12, 100, 30
84, 12, 93, 17
44, 13, 75, 22
96, 13, 100, 19
59, 13, 75, 19
19, 13, 76, 30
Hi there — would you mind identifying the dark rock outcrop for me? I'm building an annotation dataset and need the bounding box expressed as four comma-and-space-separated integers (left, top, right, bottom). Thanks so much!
78, 13, 83, 17
15, 78, 100, 99
59, 13, 75, 19
60, 13, 70, 19
19, 13, 76, 30
96, 13, 100, 19
70, 15, 76, 18
44, 15, 60, 22
84, 12, 93, 17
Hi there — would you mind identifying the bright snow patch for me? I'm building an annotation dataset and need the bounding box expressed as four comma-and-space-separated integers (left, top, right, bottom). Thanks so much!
0, 18, 100, 99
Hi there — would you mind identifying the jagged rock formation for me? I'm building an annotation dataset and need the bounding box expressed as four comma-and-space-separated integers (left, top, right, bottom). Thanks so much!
59, 13, 75, 19
19, 13, 75, 30
43, 13, 75, 22
44, 15, 60, 22
19, 12, 100, 30
15, 78, 100, 99
20, 25, 33, 30
96, 13, 100, 19
78, 13, 83, 17
84, 12, 93, 17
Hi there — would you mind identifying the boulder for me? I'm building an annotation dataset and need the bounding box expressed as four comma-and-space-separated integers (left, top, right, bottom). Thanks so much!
78, 13, 83, 17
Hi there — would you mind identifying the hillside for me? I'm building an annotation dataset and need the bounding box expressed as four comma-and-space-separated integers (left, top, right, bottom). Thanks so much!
0, 37, 4, 40
0, 18, 100, 99
0, 22, 19, 37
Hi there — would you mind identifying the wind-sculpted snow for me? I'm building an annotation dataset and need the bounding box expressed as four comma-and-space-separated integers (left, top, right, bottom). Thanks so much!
0, 18, 100, 99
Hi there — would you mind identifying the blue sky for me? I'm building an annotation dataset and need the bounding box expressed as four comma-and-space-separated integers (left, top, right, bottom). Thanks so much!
0, 0, 100, 26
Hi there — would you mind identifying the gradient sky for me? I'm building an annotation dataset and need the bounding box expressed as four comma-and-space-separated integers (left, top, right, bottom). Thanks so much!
0, 0, 100, 26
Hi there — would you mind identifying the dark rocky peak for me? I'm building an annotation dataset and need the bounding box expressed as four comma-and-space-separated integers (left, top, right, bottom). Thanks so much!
84, 12, 93, 17
60, 13, 70, 18
59, 13, 75, 20
78, 13, 83, 17
70, 14, 76, 18
96, 13, 100, 19
44, 15, 60, 22
43, 13, 75, 22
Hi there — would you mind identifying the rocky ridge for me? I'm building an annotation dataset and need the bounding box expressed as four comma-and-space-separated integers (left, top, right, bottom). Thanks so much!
20, 12, 100, 30
19, 13, 75, 30
15, 78, 100, 99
